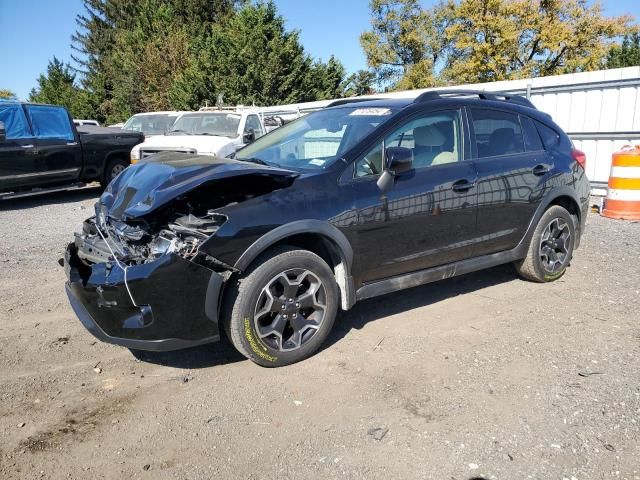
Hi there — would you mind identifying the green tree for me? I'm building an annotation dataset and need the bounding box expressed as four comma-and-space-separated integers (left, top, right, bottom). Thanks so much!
71, 0, 238, 122
28, 58, 93, 118
309, 56, 348, 100
606, 33, 640, 68
343, 70, 376, 96
170, 1, 343, 109
0, 89, 17, 100
70, 0, 342, 121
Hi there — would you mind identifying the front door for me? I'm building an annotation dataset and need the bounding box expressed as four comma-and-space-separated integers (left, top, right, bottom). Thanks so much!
350, 108, 479, 284
0, 103, 39, 192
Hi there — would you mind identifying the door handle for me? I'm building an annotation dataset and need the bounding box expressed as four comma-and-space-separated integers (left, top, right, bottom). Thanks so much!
532, 164, 550, 176
452, 179, 476, 192
66, 142, 78, 146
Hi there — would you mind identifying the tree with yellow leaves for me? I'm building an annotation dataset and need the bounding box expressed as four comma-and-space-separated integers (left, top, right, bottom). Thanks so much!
361, 0, 634, 89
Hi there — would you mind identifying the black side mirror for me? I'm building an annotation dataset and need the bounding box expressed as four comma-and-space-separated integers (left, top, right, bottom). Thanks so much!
0, 121, 5, 143
377, 146, 413, 193
243, 128, 255, 144
386, 146, 413, 174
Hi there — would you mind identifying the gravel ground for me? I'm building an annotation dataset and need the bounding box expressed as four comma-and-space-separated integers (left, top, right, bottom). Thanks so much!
0, 190, 639, 480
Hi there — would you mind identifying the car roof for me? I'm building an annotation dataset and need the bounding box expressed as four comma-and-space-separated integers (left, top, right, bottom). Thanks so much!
326, 98, 414, 110
132, 111, 184, 116
326, 90, 538, 113
182, 110, 241, 116
0, 99, 64, 108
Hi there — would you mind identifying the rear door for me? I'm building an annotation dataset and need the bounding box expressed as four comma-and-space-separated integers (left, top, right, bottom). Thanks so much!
350, 108, 479, 283
469, 107, 550, 256
0, 103, 39, 192
25, 105, 82, 187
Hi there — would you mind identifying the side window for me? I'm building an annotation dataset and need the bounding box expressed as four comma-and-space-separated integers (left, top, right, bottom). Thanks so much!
355, 110, 462, 177
245, 115, 264, 138
27, 105, 74, 141
470, 108, 525, 158
520, 116, 543, 151
0, 104, 32, 139
535, 122, 560, 149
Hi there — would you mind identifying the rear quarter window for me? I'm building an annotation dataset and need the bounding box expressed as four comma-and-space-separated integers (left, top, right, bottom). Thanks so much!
535, 121, 560, 149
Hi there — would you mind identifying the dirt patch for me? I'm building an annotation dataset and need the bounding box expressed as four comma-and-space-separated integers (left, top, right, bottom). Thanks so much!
18, 394, 134, 453
1, 193, 639, 479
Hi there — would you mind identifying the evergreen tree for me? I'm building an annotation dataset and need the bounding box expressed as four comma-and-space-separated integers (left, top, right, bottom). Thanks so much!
170, 1, 345, 109
65, 0, 347, 121
343, 70, 376, 96
607, 33, 640, 68
28, 58, 93, 118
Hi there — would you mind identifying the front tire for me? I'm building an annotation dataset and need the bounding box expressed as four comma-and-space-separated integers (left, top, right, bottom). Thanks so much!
514, 205, 576, 283
224, 247, 339, 367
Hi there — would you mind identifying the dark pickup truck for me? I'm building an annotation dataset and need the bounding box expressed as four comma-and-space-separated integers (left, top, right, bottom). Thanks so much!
0, 101, 144, 198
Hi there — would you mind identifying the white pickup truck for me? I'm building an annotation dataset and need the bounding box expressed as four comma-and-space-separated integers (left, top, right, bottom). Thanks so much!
130, 110, 266, 163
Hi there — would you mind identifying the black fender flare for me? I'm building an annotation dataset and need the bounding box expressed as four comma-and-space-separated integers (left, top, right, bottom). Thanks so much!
234, 220, 356, 310
518, 186, 583, 249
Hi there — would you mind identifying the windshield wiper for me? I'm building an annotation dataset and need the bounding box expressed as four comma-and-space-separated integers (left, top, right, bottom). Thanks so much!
238, 157, 272, 166
168, 129, 191, 135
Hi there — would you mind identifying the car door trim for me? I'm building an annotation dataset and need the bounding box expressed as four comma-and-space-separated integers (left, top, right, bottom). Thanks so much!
356, 242, 527, 301
0, 167, 80, 180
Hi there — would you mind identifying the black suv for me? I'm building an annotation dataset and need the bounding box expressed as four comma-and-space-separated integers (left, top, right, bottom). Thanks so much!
63, 90, 589, 366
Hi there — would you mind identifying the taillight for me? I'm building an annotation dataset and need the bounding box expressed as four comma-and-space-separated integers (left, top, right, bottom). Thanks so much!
571, 149, 586, 169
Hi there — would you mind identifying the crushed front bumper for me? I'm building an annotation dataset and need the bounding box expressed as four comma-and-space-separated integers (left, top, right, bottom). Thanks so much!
64, 242, 223, 351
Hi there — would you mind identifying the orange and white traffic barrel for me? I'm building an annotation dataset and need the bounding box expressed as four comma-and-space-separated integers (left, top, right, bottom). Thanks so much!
603, 145, 640, 220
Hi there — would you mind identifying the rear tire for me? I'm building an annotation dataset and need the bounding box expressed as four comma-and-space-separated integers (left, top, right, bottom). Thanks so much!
101, 157, 129, 188
223, 247, 339, 367
514, 205, 576, 283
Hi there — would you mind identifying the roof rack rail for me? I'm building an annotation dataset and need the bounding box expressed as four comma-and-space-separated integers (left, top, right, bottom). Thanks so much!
414, 89, 535, 109
325, 97, 381, 108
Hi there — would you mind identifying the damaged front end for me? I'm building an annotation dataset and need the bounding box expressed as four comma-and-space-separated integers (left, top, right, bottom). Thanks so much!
64, 207, 231, 351
64, 154, 297, 351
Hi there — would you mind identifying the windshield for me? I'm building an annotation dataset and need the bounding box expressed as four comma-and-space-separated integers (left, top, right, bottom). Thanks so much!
123, 114, 178, 135
236, 106, 397, 169
169, 113, 241, 137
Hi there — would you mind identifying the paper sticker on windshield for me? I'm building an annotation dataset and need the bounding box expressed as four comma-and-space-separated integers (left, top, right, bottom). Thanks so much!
309, 158, 326, 166
349, 108, 392, 116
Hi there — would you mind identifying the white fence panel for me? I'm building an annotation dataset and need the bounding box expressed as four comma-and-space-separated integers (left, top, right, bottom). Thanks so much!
256, 66, 640, 188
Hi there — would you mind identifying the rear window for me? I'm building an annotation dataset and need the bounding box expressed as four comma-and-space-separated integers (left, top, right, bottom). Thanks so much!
536, 122, 560, 149
470, 108, 525, 158
27, 105, 74, 141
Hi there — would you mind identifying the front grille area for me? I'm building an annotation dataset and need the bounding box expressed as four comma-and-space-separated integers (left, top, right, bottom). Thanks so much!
140, 148, 197, 159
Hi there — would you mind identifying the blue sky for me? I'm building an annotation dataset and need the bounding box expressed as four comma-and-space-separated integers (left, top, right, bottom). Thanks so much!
0, 0, 637, 100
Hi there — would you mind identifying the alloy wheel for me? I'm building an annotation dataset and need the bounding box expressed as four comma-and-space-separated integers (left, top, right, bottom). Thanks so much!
110, 163, 126, 181
253, 268, 327, 352
539, 218, 571, 273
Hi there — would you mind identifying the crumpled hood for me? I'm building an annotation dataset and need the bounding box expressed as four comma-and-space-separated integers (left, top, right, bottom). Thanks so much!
100, 153, 298, 220
134, 134, 238, 153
